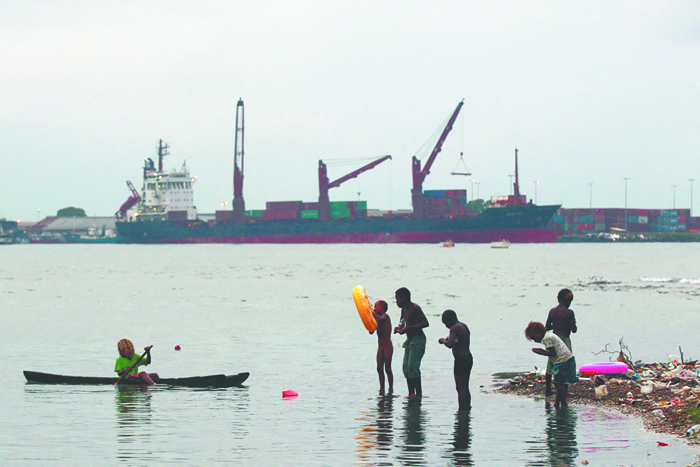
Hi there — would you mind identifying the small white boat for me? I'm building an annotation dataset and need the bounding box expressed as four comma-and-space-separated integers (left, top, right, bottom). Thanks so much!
440, 240, 455, 247
490, 239, 510, 249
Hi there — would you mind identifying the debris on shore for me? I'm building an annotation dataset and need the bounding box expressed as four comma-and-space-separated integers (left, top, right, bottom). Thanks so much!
496, 358, 700, 442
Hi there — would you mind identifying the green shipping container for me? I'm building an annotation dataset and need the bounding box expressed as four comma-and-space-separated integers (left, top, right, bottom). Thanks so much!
357, 201, 367, 210
594, 223, 606, 231
246, 210, 265, 218
578, 215, 594, 223
301, 210, 319, 219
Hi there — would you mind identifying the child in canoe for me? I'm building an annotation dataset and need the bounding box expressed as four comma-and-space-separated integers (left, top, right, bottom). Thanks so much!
115, 339, 156, 385
525, 321, 577, 409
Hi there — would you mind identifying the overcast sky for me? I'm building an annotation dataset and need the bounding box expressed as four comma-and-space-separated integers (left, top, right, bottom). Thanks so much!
2, 1, 700, 221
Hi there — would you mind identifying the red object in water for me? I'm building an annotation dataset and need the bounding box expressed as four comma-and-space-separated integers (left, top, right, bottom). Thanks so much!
657, 441, 669, 447
174, 344, 181, 351
282, 390, 298, 398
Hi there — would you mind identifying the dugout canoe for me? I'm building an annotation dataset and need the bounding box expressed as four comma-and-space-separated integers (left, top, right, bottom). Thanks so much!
24, 370, 249, 388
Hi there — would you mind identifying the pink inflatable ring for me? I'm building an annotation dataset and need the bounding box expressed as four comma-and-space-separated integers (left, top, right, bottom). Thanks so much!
579, 362, 629, 377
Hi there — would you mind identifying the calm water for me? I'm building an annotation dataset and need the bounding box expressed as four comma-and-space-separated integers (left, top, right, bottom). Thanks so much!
2, 243, 699, 466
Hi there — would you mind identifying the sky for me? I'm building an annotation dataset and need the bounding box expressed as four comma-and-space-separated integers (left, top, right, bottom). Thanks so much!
2, 1, 700, 221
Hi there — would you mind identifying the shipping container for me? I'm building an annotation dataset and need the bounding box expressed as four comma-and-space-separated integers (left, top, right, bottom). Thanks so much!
300, 210, 319, 219
424, 190, 446, 199
246, 210, 265, 218
303, 202, 319, 210
552, 215, 564, 223
453, 189, 467, 198
578, 215, 595, 223
661, 210, 678, 217
267, 201, 303, 211
638, 216, 648, 224
627, 216, 638, 223
594, 223, 606, 231
216, 210, 234, 222
578, 223, 594, 231
263, 210, 299, 220
628, 223, 648, 232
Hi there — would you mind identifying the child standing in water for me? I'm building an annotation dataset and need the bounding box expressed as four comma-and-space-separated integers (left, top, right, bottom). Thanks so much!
438, 309, 472, 412
371, 300, 393, 393
115, 339, 155, 385
525, 321, 577, 409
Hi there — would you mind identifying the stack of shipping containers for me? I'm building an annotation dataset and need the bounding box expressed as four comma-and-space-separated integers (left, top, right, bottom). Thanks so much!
424, 189, 469, 219
547, 208, 691, 234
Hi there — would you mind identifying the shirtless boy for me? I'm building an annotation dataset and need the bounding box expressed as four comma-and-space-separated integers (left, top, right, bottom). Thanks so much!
544, 288, 577, 396
371, 300, 393, 393
394, 287, 429, 397
438, 309, 472, 411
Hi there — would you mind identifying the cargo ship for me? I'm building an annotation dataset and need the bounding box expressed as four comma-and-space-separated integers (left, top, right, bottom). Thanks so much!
116, 100, 559, 244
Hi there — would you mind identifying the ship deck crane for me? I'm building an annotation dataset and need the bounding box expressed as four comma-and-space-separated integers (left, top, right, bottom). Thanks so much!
411, 101, 463, 218
232, 99, 246, 223
115, 180, 142, 219
318, 155, 392, 220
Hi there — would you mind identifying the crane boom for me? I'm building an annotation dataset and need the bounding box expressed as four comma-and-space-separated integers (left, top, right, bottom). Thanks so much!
411, 101, 463, 218
232, 98, 246, 223
318, 155, 392, 221
412, 101, 463, 189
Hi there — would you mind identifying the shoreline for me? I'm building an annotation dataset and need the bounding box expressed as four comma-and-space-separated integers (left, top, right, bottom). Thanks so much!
494, 364, 700, 455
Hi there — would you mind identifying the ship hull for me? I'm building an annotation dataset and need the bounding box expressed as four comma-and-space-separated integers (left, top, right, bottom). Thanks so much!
117, 204, 559, 244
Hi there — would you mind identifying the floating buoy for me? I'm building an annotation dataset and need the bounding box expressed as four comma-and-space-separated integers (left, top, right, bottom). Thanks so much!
657, 441, 669, 447
174, 344, 181, 351
282, 390, 298, 398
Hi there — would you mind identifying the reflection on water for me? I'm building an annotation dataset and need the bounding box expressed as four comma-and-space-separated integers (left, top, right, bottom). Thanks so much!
443, 411, 473, 466
355, 392, 395, 463
396, 397, 427, 466
114, 385, 152, 461
527, 402, 578, 467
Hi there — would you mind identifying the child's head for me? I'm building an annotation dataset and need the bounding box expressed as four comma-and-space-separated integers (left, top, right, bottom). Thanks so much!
374, 300, 388, 315
118, 339, 135, 359
525, 321, 546, 343
557, 288, 574, 308
441, 309, 458, 328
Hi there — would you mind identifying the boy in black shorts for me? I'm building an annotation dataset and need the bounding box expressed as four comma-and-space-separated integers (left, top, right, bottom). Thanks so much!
438, 309, 472, 411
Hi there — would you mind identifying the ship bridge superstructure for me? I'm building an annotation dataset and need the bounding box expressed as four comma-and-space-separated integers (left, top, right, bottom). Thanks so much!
125, 140, 198, 222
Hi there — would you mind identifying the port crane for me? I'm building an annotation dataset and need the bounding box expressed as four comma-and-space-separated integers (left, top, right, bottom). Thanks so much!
115, 181, 142, 219
318, 155, 392, 221
411, 101, 463, 219
232, 99, 246, 223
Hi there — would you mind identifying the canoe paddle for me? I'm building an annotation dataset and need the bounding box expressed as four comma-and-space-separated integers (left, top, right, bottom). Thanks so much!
114, 345, 152, 386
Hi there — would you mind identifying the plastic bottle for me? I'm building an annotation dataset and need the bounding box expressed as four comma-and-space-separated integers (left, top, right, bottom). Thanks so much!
686, 424, 700, 437
652, 409, 665, 418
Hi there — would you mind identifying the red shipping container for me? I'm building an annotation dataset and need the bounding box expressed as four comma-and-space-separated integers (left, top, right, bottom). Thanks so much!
578, 223, 594, 230
678, 209, 691, 217
266, 201, 303, 211
628, 223, 648, 232
594, 215, 605, 223
303, 202, 319, 210
679, 216, 687, 223
453, 189, 467, 198
216, 210, 234, 221
263, 209, 299, 220
650, 209, 661, 216
638, 209, 649, 216
445, 190, 455, 198
427, 198, 448, 206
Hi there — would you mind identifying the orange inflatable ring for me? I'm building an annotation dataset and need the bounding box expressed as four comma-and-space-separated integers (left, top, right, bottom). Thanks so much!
353, 285, 377, 333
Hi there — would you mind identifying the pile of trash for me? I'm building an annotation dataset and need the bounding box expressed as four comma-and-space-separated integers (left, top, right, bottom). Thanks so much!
498, 356, 700, 441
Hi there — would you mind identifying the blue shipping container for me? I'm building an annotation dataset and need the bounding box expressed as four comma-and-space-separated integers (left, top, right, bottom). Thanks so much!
424, 190, 446, 199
